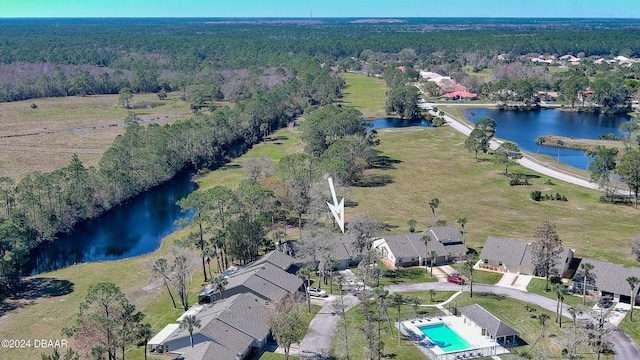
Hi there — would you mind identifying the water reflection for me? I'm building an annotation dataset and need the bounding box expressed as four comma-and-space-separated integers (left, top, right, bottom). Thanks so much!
464, 108, 631, 169
27, 170, 197, 274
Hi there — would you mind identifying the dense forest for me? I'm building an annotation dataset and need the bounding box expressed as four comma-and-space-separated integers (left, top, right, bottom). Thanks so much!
3, 17, 640, 297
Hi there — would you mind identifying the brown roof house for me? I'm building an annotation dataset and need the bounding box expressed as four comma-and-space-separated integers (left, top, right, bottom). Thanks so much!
371, 226, 467, 269
479, 237, 573, 276
459, 304, 520, 347
572, 258, 640, 305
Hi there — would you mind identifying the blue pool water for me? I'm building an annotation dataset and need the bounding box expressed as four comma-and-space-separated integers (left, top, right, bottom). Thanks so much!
419, 323, 473, 352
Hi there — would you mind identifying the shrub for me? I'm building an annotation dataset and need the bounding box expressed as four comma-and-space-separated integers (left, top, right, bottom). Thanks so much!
531, 190, 542, 201
407, 219, 417, 233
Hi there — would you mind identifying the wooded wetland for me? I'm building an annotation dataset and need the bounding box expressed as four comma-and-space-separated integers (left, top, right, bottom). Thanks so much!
2, 18, 640, 360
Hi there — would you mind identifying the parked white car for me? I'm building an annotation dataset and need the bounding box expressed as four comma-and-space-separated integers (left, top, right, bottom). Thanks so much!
306, 286, 328, 297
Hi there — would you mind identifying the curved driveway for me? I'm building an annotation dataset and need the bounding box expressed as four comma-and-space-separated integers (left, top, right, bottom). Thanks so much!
298, 282, 640, 359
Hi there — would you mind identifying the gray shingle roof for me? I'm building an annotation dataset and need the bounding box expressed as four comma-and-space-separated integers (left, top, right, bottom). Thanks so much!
482, 237, 571, 275
381, 227, 467, 260
480, 237, 529, 267
225, 262, 302, 302
428, 226, 463, 243
574, 258, 640, 296
254, 250, 296, 272
165, 293, 267, 360
459, 304, 519, 338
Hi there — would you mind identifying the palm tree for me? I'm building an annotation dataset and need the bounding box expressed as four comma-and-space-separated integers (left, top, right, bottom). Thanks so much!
581, 262, 594, 306
297, 266, 313, 313
538, 313, 550, 337
137, 322, 153, 360
326, 258, 338, 294
556, 139, 564, 162
429, 198, 440, 226
627, 276, 640, 321
180, 315, 201, 347
567, 306, 581, 354
421, 234, 432, 276
456, 217, 468, 244
463, 260, 475, 298
210, 274, 228, 300
553, 283, 566, 328
429, 289, 436, 303
429, 250, 437, 277
390, 292, 408, 346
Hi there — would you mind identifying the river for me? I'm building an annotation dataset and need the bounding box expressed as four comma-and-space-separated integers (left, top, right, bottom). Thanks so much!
464, 108, 632, 170
26, 170, 197, 274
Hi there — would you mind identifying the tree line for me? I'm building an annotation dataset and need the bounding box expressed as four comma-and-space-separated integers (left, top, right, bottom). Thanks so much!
0, 58, 343, 299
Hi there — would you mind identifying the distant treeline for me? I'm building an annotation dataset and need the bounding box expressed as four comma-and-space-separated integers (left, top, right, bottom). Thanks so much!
0, 58, 342, 296
2, 19, 640, 102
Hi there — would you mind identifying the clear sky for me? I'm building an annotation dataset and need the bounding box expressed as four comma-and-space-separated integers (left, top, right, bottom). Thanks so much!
1, 0, 639, 18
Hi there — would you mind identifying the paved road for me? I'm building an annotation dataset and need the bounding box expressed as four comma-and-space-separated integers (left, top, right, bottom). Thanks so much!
296, 282, 640, 359
386, 282, 640, 360
420, 103, 602, 191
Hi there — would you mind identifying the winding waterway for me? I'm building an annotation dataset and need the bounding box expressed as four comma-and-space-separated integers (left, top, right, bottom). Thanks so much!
464, 108, 631, 170
26, 170, 197, 274
29, 111, 622, 274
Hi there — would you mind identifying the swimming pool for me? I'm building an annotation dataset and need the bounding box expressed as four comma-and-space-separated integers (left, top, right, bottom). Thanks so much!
418, 323, 473, 353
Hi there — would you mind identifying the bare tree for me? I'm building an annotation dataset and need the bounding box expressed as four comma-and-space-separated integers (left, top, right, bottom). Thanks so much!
150, 258, 177, 309
629, 233, 640, 262
347, 212, 385, 255
265, 293, 307, 360
167, 246, 198, 311
243, 154, 274, 180
531, 221, 563, 292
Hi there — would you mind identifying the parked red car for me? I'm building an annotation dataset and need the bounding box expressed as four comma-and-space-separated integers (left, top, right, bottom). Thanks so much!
447, 276, 465, 285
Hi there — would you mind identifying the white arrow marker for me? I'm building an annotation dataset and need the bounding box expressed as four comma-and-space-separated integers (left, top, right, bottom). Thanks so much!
327, 177, 345, 233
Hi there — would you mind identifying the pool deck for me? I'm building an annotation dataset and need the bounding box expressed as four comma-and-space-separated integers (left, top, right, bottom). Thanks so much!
401, 316, 511, 360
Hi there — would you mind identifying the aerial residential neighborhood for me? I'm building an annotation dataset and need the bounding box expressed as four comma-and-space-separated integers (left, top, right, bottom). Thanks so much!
3, 4, 640, 360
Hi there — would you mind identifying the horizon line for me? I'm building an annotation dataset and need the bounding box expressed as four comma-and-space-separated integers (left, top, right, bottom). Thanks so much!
1, 16, 639, 20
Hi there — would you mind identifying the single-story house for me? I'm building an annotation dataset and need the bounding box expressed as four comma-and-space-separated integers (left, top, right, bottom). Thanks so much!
479, 237, 573, 277
372, 226, 467, 269
198, 258, 302, 303
149, 293, 270, 360
572, 258, 640, 304
459, 304, 520, 347
440, 90, 478, 100
252, 249, 300, 274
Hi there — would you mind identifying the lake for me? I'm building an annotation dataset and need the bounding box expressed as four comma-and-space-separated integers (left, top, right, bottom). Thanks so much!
464, 108, 632, 170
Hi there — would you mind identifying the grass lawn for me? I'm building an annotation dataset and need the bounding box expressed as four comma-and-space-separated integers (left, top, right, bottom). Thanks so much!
257, 353, 300, 360
401, 291, 459, 306
349, 127, 640, 265
196, 127, 304, 190
470, 270, 504, 285
0, 92, 194, 180
379, 267, 438, 286
620, 313, 640, 347
526, 278, 594, 307
339, 73, 388, 119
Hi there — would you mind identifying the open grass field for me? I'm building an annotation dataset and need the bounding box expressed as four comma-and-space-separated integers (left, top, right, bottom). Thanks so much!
0, 92, 194, 180
350, 127, 640, 264
339, 73, 388, 119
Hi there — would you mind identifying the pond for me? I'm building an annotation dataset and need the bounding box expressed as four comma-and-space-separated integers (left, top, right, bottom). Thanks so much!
365, 117, 432, 131
463, 108, 632, 170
